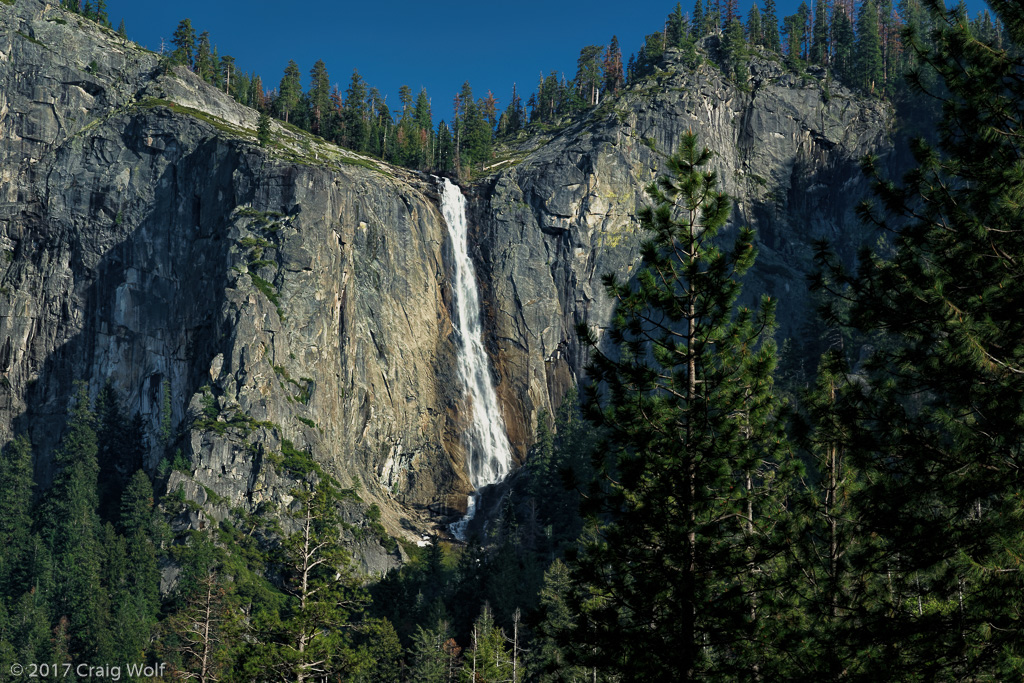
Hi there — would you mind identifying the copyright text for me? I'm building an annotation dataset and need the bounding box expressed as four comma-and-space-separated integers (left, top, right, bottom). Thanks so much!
9, 662, 168, 679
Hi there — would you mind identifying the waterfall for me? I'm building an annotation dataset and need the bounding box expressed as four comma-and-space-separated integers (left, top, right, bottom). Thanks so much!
437, 177, 513, 537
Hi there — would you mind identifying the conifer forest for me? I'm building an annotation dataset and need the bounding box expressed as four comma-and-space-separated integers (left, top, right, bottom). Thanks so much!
1, 0, 1023, 680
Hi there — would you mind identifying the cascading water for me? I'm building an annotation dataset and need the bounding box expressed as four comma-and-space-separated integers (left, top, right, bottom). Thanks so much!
437, 177, 513, 539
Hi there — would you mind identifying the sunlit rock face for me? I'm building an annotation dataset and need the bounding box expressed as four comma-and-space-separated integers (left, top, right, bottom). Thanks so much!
0, 0, 890, 543
472, 47, 890, 459
0, 0, 467, 553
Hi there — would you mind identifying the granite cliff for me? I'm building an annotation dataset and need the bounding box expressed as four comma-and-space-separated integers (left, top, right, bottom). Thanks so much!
0, 1, 891, 551
473, 45, 890, 462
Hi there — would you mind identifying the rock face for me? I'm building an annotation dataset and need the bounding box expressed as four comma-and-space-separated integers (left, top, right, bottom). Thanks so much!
0, 0, 468, 552
472, 48, 891, 460
0, 2, 892, 542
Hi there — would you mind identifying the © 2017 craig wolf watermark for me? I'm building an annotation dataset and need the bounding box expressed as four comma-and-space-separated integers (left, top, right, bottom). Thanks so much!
9, 662, 168, 680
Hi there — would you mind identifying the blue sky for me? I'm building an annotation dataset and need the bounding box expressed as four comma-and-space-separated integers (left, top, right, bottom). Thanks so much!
105, 0, 992, 124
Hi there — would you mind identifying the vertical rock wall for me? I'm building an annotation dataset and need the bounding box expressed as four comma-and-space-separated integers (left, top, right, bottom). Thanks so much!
473, 51, 891, 459
0, 0, 469, 533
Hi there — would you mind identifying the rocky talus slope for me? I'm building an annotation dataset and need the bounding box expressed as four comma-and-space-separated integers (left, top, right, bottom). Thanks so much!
0, 0, 892, 553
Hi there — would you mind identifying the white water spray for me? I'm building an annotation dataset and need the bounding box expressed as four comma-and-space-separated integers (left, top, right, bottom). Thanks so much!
438, 177, 513, 537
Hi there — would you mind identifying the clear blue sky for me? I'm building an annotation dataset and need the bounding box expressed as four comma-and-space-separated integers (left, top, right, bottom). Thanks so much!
106, 0, 992, 123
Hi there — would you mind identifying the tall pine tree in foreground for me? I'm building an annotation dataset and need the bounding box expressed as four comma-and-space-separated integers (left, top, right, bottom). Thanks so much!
572, 133, 794, 681
815, 0, 1024, 675
246, 477, 367, 682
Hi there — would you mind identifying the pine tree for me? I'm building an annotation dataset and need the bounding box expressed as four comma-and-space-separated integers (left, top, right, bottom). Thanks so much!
763, 0, 782, 50
528, 559, 589, 682
436, 120, 454, 173
116, 18, 126, 37
256, 478, 367, 681
415, 88, 433, 132
814, 0, 1024, 674
349, 618, 402, 683
783, 12, 807, 65
855, 0, 884, 93
277, 60, 302, 124
194, 31, 214, 83
460, 604, 513, 683
455, 82, 491, 172
725, 0, 740, 26
572, 133, 793, 680
220, 55, 236, 95
723, 18, 749, 82
602, 36, 624, 94
575, 46, 603, 107
257, 111, 272, 147
94, 0, 108, 27
810, 0, 830, 64
343, 70, 369, 153
409, 619, 454, 683
308, 59, 331, 136
43, 383, 104, 658
831, 0, 856, 82
0, 435, 34, 596
692, 0, 706, 38
667, 3, 686, 47
251, 75, 265, 111
170, 19, 196, 69
499, 83, 524, 138
747, 3, 764, 46
780, 349, 874, 678
168, 566, 231, 683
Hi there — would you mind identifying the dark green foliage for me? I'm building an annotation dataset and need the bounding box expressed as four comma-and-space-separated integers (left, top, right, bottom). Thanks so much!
747, 3, 764, 46
44, 383, 103, 656
813, 1, 1024, 675
93, 0, 108, 27
572, 133, 794, 680
528, 559, 588, 682
763, 0, 782, 51
408, 618, 456, 682
170, 19, 195, 69
277, 60, 302, 124
257, 110, 272, 147
248, 479, 368, 681
632, 32, 665, 79
855, 0, 884, 93
350, 617, 402, 683
166, 563, 235, 682
666, 4, 687, 48
95, 381, 145, 525
308, 59, 331, 136
461, 603, 514, 682
575, 45, 603, 107
436, 120, 455, 173
219, 54, 235, 93
722, 18, 749, 83
159, 377, 172, 448
194, 30, 214, 83
342, 70, 369, 153
692, 0, 706, 38
777, 350, 871, 678
0, 436, 33, 596
784, 11, 807, 66
831, 4, 856, 82
454, 81, 492, 172
527, 387, 593, 546
810, 0, 829, 64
